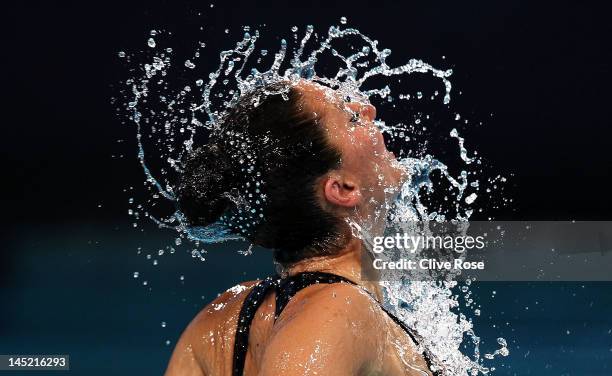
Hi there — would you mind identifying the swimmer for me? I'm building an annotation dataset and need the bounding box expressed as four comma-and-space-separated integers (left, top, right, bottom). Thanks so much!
165, 80, 438, 376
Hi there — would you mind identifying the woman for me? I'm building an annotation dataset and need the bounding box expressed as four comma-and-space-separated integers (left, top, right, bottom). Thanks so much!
164, 80, 437, 376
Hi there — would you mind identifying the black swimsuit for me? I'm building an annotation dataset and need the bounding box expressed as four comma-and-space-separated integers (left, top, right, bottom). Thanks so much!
232, 271, 441, 376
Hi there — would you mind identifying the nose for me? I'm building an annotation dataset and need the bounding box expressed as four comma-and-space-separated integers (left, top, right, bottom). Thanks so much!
346, 102, 377, 121
360, 103, 376, 121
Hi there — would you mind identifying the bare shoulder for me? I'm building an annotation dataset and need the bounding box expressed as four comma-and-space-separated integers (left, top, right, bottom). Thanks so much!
184, 279, 261, 344
259, 282, 383, 376
279, 281, 379, 324
196, 280, 261, 321
164, 280, 260, 376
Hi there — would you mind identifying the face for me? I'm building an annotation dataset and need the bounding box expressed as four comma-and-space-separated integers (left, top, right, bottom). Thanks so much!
296, 81, 407, 231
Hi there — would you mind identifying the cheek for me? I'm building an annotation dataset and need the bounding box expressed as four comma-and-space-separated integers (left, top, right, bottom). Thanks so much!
345, 130, 388, 178
351, 127, 383, 152
343, 127, 395, 181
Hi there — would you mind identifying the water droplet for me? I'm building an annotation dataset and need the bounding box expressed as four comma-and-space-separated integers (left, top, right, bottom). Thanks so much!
147, 38, 156, 48
123, 24, 507, 374
465, 193, 477, 204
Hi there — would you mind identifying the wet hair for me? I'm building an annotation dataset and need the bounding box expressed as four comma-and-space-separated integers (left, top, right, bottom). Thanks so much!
177, 82, 349, 265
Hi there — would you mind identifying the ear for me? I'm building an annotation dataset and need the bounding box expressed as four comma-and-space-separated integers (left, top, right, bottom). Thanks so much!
322, 172, 361, 208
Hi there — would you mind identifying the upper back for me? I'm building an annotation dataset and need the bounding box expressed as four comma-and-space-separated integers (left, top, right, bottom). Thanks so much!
164, 276, 433, 376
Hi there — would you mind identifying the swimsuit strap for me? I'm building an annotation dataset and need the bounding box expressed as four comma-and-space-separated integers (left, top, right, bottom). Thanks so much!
232, 272, 353, 376
274, 271, 356, 320
377, 305, 443, 376
232, 272, 441, 376
232, 275, 279, 376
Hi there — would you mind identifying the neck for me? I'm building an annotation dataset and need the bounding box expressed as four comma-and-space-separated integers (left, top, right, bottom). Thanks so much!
282, 237, 383, 301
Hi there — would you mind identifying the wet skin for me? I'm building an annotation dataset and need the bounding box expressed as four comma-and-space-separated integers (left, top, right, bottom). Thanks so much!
164, 82, 433, 376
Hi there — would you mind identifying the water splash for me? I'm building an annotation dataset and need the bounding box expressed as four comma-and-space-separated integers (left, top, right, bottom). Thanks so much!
119, 20, 508, 375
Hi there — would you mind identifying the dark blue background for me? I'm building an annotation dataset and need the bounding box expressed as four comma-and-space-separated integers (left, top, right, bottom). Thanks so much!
3, 223, 612, 375
1, 0, 611, 375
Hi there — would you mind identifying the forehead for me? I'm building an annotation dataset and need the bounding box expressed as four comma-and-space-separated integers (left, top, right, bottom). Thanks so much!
296, 81, 370, 113
296, 81, 340, 113
296, 82, 349, 140
294, 81, 380, 154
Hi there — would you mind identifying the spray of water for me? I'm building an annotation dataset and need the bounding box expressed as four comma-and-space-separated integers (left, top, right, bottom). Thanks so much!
118, 19, 508, 375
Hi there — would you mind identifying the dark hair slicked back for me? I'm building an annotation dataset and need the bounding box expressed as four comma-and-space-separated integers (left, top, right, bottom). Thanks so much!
177, 82, 348, 265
